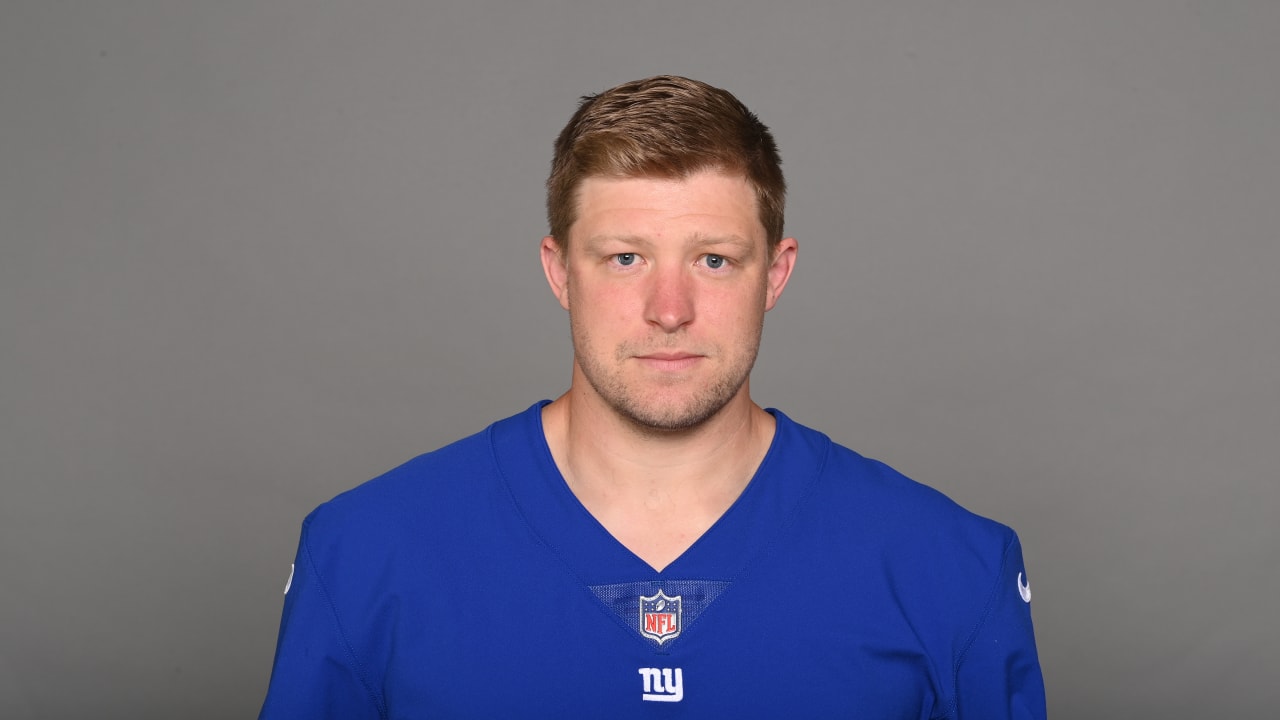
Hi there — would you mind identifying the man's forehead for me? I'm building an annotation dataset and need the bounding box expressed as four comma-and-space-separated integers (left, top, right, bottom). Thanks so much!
572, 171, 761, 229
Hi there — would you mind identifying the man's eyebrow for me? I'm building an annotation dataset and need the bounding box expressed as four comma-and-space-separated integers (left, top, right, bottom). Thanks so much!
690, 234, 753, 249
582, 234, 756, 254
581, 235, 653, 252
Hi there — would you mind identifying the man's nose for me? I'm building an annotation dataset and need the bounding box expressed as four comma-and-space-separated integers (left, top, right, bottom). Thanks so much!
643, 264, 695, 332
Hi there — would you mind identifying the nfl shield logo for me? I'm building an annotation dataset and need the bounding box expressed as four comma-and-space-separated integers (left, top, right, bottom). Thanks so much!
639, 590, 682, 645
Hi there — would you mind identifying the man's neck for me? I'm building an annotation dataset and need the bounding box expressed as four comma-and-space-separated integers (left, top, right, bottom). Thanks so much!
540, 385, 776, 571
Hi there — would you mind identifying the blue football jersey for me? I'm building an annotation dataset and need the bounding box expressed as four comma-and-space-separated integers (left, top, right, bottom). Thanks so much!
260, 403, 1046, 718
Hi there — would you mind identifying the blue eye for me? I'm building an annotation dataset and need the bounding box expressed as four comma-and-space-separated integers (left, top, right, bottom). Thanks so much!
615, 253, 637, 266
704, 254, 726, 269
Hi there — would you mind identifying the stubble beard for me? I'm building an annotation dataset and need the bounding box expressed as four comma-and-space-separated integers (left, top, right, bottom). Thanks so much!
569, 315, 764, 434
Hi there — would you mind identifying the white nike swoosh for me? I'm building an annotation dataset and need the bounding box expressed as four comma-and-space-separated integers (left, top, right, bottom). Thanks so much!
1017, 572, 1031, 603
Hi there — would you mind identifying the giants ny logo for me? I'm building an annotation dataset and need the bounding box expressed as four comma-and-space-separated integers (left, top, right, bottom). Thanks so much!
638, 667, 684, 702
639, 590, 682, 644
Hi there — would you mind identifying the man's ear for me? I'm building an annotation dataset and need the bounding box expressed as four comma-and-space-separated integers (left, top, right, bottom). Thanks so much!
764, 237, 798, 311
541, 236, 571, 311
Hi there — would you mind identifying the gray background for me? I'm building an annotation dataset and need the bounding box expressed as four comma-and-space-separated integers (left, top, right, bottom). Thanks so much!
2, 1, 1276, 717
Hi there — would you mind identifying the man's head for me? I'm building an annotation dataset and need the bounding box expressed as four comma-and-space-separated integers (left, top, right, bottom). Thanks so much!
541, 77, 797, 433
546, 75, 786, 248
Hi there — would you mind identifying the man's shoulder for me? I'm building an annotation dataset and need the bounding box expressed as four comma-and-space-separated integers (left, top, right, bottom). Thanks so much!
302, 403, 542, 536
781, 411, 1017, 548
782, 413, 1024, 628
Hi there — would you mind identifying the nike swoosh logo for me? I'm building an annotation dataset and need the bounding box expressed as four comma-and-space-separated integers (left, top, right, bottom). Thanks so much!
1017, 572, 1031, 603
284, 563, 294, 595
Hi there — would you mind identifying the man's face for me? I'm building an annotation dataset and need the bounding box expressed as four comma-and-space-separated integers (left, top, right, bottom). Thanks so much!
541, 170, 797, 431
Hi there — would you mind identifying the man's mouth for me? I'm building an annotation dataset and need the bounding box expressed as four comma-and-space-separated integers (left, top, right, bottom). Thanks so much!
634, 352, 704, 371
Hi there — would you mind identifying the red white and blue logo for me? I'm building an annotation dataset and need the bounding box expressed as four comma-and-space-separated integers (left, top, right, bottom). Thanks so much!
640, 590, 682, 645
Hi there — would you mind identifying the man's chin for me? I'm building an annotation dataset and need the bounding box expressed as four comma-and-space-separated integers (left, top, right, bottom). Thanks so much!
609, 393, 736, 434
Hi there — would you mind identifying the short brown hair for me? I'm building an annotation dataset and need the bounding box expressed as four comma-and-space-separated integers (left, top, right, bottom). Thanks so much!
547, 75, 786, 247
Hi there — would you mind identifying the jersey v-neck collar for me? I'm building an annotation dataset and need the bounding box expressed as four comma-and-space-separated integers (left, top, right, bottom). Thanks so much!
488, 401, 830, 584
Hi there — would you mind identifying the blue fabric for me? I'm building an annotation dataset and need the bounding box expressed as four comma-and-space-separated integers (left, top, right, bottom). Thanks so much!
260, 402, 1046, 718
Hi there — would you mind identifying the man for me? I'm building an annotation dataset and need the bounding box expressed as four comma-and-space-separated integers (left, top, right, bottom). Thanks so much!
260, 75, 1046, 718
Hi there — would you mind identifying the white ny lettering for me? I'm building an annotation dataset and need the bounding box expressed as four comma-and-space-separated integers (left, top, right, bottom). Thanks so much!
638, 667, 684, 702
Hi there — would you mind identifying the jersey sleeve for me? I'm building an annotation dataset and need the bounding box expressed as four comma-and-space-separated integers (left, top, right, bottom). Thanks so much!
950, 531, 1046, 719
258, 514, 384, 720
